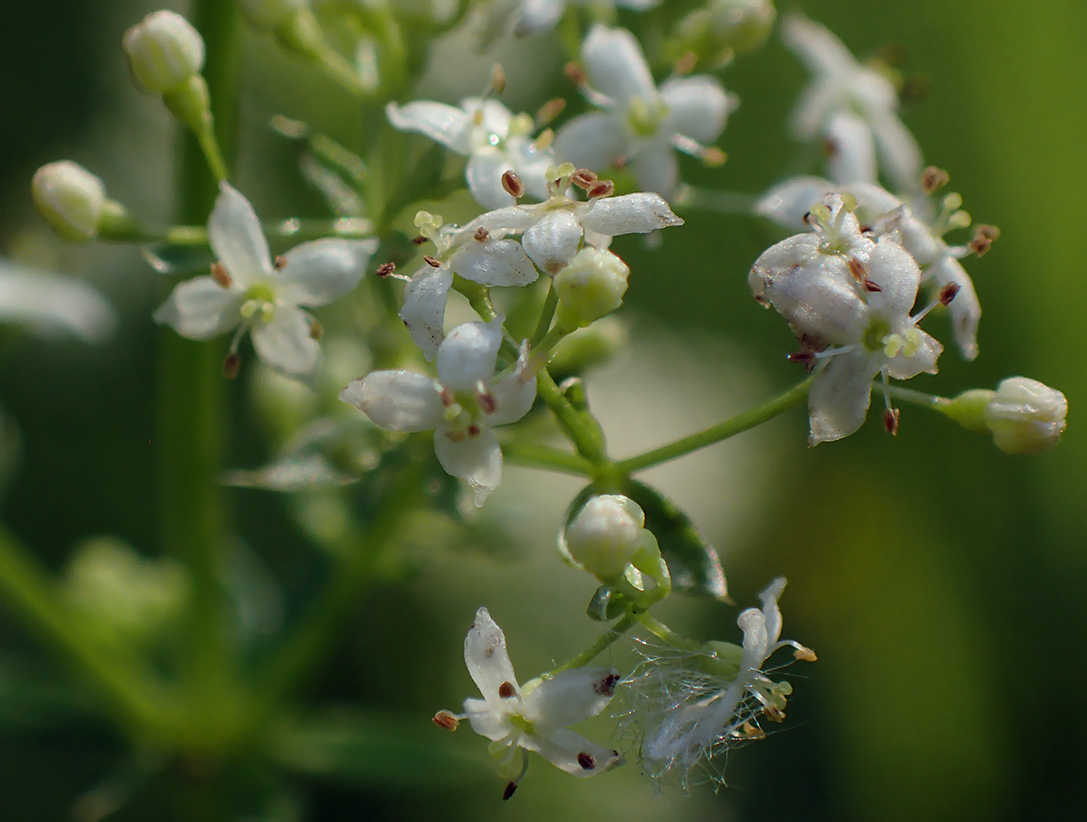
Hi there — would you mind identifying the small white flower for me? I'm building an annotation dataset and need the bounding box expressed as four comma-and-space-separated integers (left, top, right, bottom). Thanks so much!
444, 607, 622, 794
750, 195, 944, 444
339, 318, 536, 505
636, 578, 814, 783
985, 377, 1068, 455
782, 13, 922, 192
480, 0, 660, 42
553, 25, 736, 198
387, 98, 555, 210
154, 183, 376, 378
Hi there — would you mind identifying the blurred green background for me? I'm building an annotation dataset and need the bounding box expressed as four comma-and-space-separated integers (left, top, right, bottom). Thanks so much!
0, 1, 1084, 820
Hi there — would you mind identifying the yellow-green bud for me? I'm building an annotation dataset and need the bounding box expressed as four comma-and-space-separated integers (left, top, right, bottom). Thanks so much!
564, 495, 646, 581
31, 161, 131, 243
984, 377, 1068, 455
241, 0, 306, 31
671, 0, 776, 66
553, 248, 629, 330
123, 10, 205, 94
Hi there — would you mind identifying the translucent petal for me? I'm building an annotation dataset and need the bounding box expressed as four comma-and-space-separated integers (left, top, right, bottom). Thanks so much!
513, 0, 564, 36
930, 256, 980, 361
450, 238, 538, 287
435, 319, 503, 392
463, 697, 511, 741
631, 141, 679, 198
579, 192, 683, 236
506, 135, 556, 201
522, 210, 583, 275
339, 370, 444, 431
758, 577, 787, 645
884, 328, 942, 380
386, 101, 472, 155
250, 306, 320, 377
660, 76, 735, 144
488, 355, 537, 425
279, 238, 376, 306
807, 352, 875, 445
737, 607, 770, 660
153, 277, 242, 339
552, 113, 630, 174
755, 176, 833, 230
521, 728, 620, 777
0, 260, 116, 342
462, 98, 514, 145
825, 112, 877, 185
466, 149, 518, 211
208, 183, 272, 286
399, 264, 453, 361
582, 24, 657, 105
523, 667, 619, 730
434, 426, 503, 505
463, 607, 520, 704
781, 13, 857, 78
872, 114, 924, 194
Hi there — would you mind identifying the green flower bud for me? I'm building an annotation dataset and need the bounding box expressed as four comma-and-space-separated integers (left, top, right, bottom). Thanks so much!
31, 161, 106, 242
123, 10, 205, 94
564, 494, 646, 581
939, 388, 996, 433
984, 377, 1068, 455
553, 248, 629, 331
548, 317, 628, 377
670, 0, 777, 67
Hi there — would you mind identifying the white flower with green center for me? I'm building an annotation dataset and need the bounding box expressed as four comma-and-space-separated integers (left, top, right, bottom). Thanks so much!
750, 195, 944, 444
445, 607, 622, 795
553, 25, 736, 198
154, 183, 376, 378
339, 318, 536, 505
783, 13, 922, 192
386, 97, 555, 210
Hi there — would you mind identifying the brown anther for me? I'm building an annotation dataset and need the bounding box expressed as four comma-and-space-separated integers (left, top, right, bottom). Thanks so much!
440, 387, 455, 407
489, 63, 506, 95
572, 168, 598, 190
939, 282, 960, 306
587, 179, 615, 199
702, 147, 727, 167
794, 646, 818, 662
375, 262, 396, 278
921, 166, 950, 194
860, 224, 874, 234
883, 407, 901, 436
612, 154, 629, 170
535, 97, 566, 127
674, 50, 698, 76
822, 137, 839, 158
309, 320, 324, 341
763, 705, 786, 723
788, 350, 817, 365
502, 782, 518, 801
411, 235, 428, 246
467, 424, 482, 437
969, 225, 999, 257
738, 721, 766, 740
847, 257, 869, 282
478, 391, 497, 414
863, 278, 883, 293
498, 681, 516, 698
423, 255, 442, 268
900, 74, 931, 105
501, 169, 525, 198
564, 62, 587, 86
976, 224, 1001, 241
274, 255, 287, 270
210, 261, 232, 288
445, 428, 466, 443
577, 752, 596, 771
474, 226, 490, 242
222, 352, 241, 380
432, 710, 460, 731
592, 672, 620, 697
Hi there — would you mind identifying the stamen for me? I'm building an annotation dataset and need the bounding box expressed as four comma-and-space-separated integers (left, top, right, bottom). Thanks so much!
788, 350, 817, 365
939, 283, 960, 305
577, 752, 596, 770
969, 224, 1000, 256
587, 179, 615, 199
477, 381, 498, 414
921, 166, 950, 194
411, 235, 427, 246
222, 352, 241, 380
502, 750, 531, 801
535, 97, 566, 128
498, 681, 516, 698
673, 50, 697, 76
309, 320, 323, 341
274, 255, 287, 270
847, 257, 868, 283
375, 262, 396, 277
863, 278, 882, 293
474, 227, 490, 242
423, 255, 443, 268
501, 170, 525, 199
489, 63, 506, 96
564, 62, 587, 86
432, 710, 460, 731
794, 646, 818, 662
210, 261, 232, 288
572, 168, 598, 190
883, 407, 901, 436
534, 128, 555, 152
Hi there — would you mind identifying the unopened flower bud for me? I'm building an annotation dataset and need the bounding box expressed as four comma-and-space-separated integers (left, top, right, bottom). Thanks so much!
123, 11, 205, 94
32, 161, 107, 242
553, 248, 629, 330
240, 0, 306, 31
984, 377, 1068, 455
670, 0, 776, 67
563, 495, 646, 581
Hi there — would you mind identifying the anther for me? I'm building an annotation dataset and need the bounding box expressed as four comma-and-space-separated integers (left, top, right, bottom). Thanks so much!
210, 261, 232, 288
474, 226, 490, 242
498, 681, 516, 698
411, 235, 428, 246
592, 672, 620, 697
702, 147, 727, 167
969, 224, 1000, 256
764, 705, 786, 723
535, 97, 566, 127
309, 320, 323, 340
477, 385, 498, 414
788, 350, 817, 365
564, 62, 587, 86
794, 646, 818, 662
939, 283, 960, 305
739, 722, 766, 740
587, 179, 615, 199
921, 166, 950, 194
501, 170, 525, 199
432, 710, 460, 731
883, 407, 901, 436
863, 278, 882, 293
674, 50, 697, 76
375, 262, 396, 278
467, 424, 482, 437
572, 168, 598, 190
489, 63, 506, 95
576, 752, 595, 770
440, 387, 455, 407
847, 257, 869, 282
222, 352, 241, 380
423, 255, 442, 268
274, 255, 287, 270
502, 782, 518, 801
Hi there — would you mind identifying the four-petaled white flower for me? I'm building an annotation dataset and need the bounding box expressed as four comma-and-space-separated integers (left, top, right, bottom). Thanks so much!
554, 25, 736, 199
451, 606, 622, 794
481, 0, 661, 42
339, 318, 536, 505
782, 13, 922, 192
750, 195, 944, 444
387, 97, 555, 210
638, 578, 815, 782
154, 183, 376, 378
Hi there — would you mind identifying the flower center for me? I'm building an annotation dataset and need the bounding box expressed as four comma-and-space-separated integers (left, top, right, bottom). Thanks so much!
627, 97, 668, 138
509, 714, 536, 735
240, 283, 277, 323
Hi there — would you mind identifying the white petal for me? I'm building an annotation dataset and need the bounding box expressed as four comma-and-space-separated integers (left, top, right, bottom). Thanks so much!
489, 353, 537, 425
825, 112, 877, 185
513, 0, 564, 36
338, 370, 444, 431
789, 81, 838, 141
865, 236, 921, 320
386, 101, 472, 155
250, 306, 320, 377
660, 76, 735, 144
808, 353, 876, 445
755, 176, 833, 230
552, 113, 630, 173
631, 141, 679, 198
435, 319, 503, 392
450, 238, 539, 287
0, 260, 116, 342
579, 192, 683, 236
506, 136, 556, 201
463, 697, 511, 740
208, 183, 272, 286
153, 277, 242, 339
930, 257, 980, 361
399, 264, 453, 361
462, 98, 514, 143
884, 328, 942, 381
872, 114, 924, 194
522, 728, 621, 776
781, 13, 856, 79
279, 238, 376, 306
466, 149, 519, 211
522, 210, 584, 275
757, 577, 787, 646
582, 25, 657, 105
737, 607, 770, 661
523, 667, 619, 730
463, 607, 520, 704
434, 426, 503, 505
470, 205, 540, 235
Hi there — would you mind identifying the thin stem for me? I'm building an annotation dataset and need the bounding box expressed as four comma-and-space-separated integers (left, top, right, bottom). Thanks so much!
127, 218, 376, 247
882, 383, 946, 409
530, 284, 558, 346
501, 441, 595, 477
195, 124, 229, 183
545, 613, 638, 677
636, 612, 704, 652
536, 367, 610, 466
614, 376, 813, 475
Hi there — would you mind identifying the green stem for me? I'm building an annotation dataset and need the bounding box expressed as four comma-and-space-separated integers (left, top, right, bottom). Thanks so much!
881, 383, 945, 409
122, 218, 376, 247
545, 613, 638, 677
536, 368, 610, 466
530, 284, 558, 346
613, 376, 813, 475
636, 612, 704, 652
501, 441, 594, 477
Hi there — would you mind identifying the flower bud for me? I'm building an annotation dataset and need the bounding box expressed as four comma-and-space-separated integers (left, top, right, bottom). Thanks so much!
553, 248, 629, 330
241, 0, 306, 31
123, 11, 205, 94
31, 161, 106, 242
670, 0, 777, 67
548, 317, 627, 378
984, 377, 1068, 455
564, 495, 646, 581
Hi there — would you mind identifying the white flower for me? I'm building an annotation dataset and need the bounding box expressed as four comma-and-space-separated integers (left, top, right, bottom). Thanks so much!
553, 25, 736, 198
480, 0, 660, 42
446, 607, 622, 794
339, 318, 536, 505
0, 258, 116, 342
782, 13, 922, 192
985, 377, 1068, 455
749, 195, 943, 444
387, 98, 555, 210
637, 578, 814, 783
154, 183, 376, 378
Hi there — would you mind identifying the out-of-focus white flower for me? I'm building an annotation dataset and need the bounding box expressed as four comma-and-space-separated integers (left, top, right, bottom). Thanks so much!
0, 258, 116, 342
398, 210, 538, 360
554, 25, 736, 199
750, 195, 944, 444
636, 578, 814, 783
122, 10, 205, 94
437, 607, 622, 796
31, 161, 108, 243
387, 97, 555, 210
481, 0, 660, 42
782, 13, 921, 192
154, 183, 376, 378
340, 318, 536, 505
985, 377, 1068, 455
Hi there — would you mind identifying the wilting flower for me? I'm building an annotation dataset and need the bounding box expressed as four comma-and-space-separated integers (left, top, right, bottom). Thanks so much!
554, 25, 735, 199
436, 607, 622, 797
339, 318, 535, 505
154, 183, 376, 378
